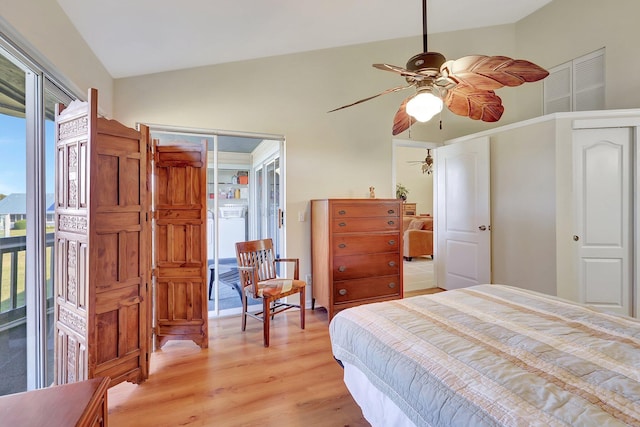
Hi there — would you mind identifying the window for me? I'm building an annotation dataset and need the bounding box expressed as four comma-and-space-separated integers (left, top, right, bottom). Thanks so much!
0, 29, 76, 394
544, 48, 605, 114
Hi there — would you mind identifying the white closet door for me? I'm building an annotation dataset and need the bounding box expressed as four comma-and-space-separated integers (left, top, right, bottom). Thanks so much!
435, 137, 491, 290
573, 127, 632, 316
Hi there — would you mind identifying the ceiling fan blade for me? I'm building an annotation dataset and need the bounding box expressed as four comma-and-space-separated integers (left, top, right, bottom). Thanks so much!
442, 55, 550, 90
328, 85, 412, 113
444, 83, 504, 122
392, 97, 417, 136
373, 63, 424, 79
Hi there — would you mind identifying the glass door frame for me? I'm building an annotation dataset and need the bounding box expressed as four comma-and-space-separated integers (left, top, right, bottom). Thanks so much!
249, 140, 284, 250
0, 37, 76, 392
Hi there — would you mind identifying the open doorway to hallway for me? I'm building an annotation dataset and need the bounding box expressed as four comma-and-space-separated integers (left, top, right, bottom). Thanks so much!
393, 139, 439, 291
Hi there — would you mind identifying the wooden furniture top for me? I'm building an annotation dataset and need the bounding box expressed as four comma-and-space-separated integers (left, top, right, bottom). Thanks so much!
0, 377, 109, 426
402, 202, 417, 216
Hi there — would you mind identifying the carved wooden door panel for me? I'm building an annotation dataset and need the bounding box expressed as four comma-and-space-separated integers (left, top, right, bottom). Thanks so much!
89, 119, 151, 385
55, 88, 151, 386
153, 141, 208, 348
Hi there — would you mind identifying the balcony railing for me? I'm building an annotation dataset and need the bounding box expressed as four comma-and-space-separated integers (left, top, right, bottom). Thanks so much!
0, 233, 55, 330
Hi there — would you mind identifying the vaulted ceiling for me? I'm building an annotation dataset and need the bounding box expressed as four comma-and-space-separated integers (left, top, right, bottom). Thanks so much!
56, 0, 553, 78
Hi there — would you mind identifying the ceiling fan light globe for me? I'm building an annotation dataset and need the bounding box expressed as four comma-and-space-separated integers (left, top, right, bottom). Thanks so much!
406, 92, 443, 122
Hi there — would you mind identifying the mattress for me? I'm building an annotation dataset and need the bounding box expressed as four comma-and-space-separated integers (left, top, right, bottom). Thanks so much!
329, 285, 640, 427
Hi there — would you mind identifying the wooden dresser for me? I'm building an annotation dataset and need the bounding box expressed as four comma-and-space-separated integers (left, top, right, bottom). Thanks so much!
0, 377, 109, 426
311, 199, 403, 321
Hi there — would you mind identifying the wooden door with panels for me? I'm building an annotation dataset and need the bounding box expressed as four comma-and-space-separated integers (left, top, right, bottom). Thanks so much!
55, 88, 208, 388
54, 88, 151, 386
152, 140, 208, 349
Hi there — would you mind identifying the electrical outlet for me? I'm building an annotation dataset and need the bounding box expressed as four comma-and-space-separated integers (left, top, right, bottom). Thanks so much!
305, 273, 312, 285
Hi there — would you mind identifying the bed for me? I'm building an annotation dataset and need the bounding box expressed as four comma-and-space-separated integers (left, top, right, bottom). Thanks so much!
329, 285, 640, 427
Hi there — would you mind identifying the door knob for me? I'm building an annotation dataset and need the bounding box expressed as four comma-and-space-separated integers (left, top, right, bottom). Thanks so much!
478, 225, 487, 231
573, 235, 579, 241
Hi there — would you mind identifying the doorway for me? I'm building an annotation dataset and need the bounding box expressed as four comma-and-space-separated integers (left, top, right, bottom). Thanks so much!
147, 126, 284, 317
392, 139, 438, 292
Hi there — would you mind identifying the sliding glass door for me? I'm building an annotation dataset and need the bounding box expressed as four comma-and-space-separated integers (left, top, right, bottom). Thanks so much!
147, 126, 284, 317
0, 51, 28, 395
0, 43, 74, 395
255, 155, 282, 257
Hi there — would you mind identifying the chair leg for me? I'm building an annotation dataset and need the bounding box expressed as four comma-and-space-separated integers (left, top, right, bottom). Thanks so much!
241, 290, 248, 332
263, 298, 270, 347
208, 267, 214, 300
300, 287, 305, 330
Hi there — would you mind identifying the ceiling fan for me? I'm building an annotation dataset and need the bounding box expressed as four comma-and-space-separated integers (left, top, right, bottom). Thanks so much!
408, 148, 434, 174
329, 0, 550, 135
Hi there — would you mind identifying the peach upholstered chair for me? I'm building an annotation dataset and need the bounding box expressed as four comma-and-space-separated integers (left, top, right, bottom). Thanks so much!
402, 216, 434, 261
235, 239, 306, 347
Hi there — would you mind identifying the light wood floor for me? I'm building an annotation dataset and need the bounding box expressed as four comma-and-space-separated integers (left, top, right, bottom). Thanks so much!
108, 289, 444, 427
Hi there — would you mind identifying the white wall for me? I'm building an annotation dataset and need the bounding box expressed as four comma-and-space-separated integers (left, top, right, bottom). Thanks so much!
111, 26, 518, 280
489, 120, 557, 295
515, 0, 640, 120
5, 0, 640, 286
447, 108, 640, 300
109, 1, 640, 284
0, 0, 114, 114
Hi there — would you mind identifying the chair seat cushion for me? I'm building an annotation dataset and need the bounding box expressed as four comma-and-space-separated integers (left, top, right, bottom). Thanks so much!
245, 278, 306, 298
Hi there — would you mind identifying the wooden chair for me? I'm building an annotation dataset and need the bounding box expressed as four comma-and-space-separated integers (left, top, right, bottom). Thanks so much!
235, 239, 306, 347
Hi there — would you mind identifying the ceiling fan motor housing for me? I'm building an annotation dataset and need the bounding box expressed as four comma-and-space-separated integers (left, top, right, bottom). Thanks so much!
406, 52, 446, 72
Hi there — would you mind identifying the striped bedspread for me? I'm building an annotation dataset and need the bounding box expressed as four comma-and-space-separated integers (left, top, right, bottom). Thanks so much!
329, 285, 640, 427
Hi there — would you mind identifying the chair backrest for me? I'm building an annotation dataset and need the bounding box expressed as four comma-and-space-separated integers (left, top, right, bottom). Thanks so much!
235, 239, 279, 291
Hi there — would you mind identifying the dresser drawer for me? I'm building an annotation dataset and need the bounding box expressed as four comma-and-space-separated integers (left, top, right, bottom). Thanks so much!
331, 217, 400, 233
332, 233, 400, 255
333, 275, 401, 304
331, 202, 400, 218
333, 253, 400, 280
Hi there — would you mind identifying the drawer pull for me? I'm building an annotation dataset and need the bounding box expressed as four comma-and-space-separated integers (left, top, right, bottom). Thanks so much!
388, 282, 396, 289
387, 220, 395, 226
338, 222, 347, 227
338, 289, 347, 296
338, 243, 346, 248
388, 240, 395, 245
338, 210, 346, 215
388, 261, 396, 267
338, 266, 346, 272
387, 209, 395, 214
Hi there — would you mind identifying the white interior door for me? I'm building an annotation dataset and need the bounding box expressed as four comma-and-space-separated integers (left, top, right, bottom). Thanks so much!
573, 127, 632, 316
435, 137, 491, 289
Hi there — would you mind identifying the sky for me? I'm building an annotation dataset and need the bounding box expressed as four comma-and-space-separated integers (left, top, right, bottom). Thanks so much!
0, 114, 55, 195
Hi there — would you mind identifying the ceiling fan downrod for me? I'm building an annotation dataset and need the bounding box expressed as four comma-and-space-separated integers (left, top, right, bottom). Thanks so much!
405, 0, 446, 73
422, 0, 428, 53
